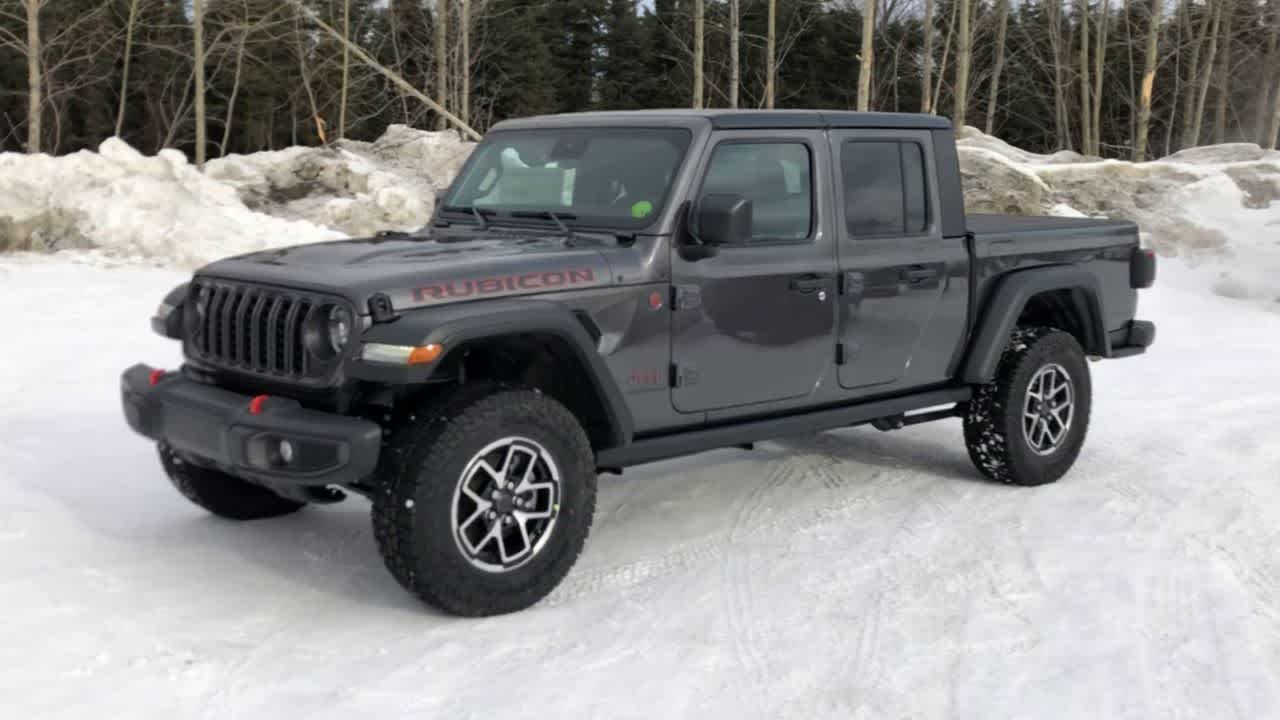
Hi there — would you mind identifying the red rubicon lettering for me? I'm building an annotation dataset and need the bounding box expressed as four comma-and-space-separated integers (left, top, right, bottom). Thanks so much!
411, 267, 597, 304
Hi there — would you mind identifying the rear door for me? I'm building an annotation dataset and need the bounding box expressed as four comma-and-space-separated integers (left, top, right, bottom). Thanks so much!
830, 129, 967, 391
670, 130, 837, 414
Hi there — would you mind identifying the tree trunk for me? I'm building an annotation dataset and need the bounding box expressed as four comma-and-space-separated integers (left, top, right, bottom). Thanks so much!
729, 0, 740, 108
220, 33, 246, 156
1253, 0, 1277, 144
460, 0, 470, 124
1079, 0, 1092, 154
952, 0, 970, 126
1191, 0, 1223, 147
693, 0, 704, 108
921, 0, 934, 113
1269, 71, 1280, 149
857, 0, 875, 111
193, 0, 206, 167
25, 0, 41, 154
1180, 0, 1212, 146
1050, 0, 1070, 149
339, 0, 350, 138
1212, 0, 1233, 144
984, 0, 1008, 134
1092, 0, 1110, 156
114, 0, 139, 138
933, 0, 957, 115
435, 0, 449, 130
766, 0, 776, 108
1133, 0, 1162, 160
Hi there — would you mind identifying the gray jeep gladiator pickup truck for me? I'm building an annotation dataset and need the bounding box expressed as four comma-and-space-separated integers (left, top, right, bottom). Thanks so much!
121, 110, 1156, 616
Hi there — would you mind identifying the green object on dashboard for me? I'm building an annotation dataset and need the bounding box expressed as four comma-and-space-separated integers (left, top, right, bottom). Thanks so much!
631, 200, 654, 219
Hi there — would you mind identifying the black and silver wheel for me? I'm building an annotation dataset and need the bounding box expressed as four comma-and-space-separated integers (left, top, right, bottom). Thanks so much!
372, 384, 596, 616
963, 327, 1092, 486
159, 444, 306, 520
452, 436, 562, 573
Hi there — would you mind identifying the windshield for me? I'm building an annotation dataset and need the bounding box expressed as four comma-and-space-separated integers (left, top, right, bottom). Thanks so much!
442, 127, 692, 228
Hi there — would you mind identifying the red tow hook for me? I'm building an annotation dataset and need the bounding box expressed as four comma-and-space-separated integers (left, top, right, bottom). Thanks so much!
148, 369, 166, 386
248, 395, 269, 415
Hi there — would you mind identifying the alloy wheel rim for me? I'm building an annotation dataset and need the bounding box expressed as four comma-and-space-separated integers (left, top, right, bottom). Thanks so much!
451, 436, 561, 573
1022, 363, 1075, 456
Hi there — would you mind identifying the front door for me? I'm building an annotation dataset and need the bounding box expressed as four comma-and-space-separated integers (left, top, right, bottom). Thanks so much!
830, 129, 965, 391
670, 131, 837, 414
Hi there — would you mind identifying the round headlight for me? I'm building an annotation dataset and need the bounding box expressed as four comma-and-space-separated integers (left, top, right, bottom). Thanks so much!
327, 305, 353, 353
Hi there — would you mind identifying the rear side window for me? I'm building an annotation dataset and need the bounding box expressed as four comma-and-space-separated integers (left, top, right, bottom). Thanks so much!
841, 141, 930, 237
700, 141, 812, 242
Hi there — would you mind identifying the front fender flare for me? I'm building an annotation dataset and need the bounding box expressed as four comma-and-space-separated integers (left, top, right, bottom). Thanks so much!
961, 265, 1109, 384
354, 299, 634, 448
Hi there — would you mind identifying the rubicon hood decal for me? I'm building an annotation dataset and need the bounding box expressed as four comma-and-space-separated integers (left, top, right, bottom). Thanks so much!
409, 267, 600, 304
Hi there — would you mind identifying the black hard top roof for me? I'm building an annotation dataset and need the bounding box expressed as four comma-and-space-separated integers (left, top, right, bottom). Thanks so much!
490, 109, 953, 132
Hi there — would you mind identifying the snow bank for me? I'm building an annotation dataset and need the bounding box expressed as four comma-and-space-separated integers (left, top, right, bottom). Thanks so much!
0, 125, 473, 267
957, 126, 1280, 305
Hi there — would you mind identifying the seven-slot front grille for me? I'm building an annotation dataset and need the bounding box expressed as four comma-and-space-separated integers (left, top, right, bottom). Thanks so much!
187, 280, 334, 380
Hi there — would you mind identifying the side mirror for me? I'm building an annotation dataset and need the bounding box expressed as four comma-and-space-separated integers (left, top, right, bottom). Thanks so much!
696, 193, 752, 247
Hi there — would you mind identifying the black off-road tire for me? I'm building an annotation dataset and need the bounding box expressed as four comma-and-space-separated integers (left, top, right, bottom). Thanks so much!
159, 444, 306, 520
963, 327, 1093, 486
371, 383, 597, 617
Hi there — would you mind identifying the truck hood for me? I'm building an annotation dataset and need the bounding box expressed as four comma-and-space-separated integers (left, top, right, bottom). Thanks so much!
196, 233, 615, 314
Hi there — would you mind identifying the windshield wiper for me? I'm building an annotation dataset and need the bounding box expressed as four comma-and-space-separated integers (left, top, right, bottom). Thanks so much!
441, 204, 496, 229
510, 210, 578, 244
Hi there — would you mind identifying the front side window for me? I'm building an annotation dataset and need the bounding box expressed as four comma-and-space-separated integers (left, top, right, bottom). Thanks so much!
699, 141, 812, 242
443, 127, 692, 228
841, 140, 931, 237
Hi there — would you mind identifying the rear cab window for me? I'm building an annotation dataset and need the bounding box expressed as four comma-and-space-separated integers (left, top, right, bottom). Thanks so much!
840, 140, 931, 238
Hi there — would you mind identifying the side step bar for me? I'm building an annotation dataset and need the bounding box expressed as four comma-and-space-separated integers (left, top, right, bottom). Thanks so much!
596, 387, 970, 470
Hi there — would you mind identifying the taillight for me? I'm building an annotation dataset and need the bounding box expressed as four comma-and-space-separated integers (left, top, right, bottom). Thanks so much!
1131, 247, 1157, 289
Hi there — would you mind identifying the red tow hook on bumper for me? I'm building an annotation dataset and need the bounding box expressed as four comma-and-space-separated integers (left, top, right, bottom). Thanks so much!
248, 394, 269, 415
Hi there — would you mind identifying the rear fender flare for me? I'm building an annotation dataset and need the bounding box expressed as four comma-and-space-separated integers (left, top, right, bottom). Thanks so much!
961, 266, 1109, 384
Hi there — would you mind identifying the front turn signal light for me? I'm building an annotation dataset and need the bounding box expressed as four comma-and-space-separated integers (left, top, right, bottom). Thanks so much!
361, 342, 444, 365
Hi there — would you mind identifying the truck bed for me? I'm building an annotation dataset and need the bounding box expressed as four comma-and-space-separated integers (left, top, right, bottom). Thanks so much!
967, 213, 1137, 238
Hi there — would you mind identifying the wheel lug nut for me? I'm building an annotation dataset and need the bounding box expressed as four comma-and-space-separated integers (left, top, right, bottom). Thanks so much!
488, 510, 497, 520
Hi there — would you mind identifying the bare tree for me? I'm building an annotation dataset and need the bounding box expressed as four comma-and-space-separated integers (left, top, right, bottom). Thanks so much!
339, 0, 350, 138
984, 0, 1009, 134
460, 0, 471, 124
1265, 0, 1280, 147
436, 0, 449, 130
194, 0, 206, 166
953, 0, 970, 126
932, 0, 957, 114
1133, 0, 1162, 160
1211, 0, 1234, 143
857, 0, 875, 111
23, 0, 42, 153
114, 0, 140, 138
1079, 0, 1092, 154
1190, 0, 1223, 146
729, 0, 740, 108
693, 0, 704, 108
921, 0, 933, 113
1091, 0, 1111, 156
1180, 0, 1213, 147
766, 0, 776, 108
1049, 0, 1070, 148
1253, 0, 1277, 144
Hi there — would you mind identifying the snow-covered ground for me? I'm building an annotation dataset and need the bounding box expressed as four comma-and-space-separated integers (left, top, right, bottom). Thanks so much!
2, 127, 1280, 717
3, 254, 1280, 719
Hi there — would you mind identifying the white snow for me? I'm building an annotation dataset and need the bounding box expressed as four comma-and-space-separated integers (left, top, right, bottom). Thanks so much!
3, 127, 1280, 718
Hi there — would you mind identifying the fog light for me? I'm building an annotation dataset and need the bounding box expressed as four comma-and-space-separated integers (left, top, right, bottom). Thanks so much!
278, 439, 295, 465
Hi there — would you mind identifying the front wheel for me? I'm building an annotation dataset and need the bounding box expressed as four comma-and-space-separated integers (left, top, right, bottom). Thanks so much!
963, 327, 1092, 486
371, 384, 597, 617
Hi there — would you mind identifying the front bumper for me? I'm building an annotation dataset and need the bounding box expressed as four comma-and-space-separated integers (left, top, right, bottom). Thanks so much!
120, 364, 381, 487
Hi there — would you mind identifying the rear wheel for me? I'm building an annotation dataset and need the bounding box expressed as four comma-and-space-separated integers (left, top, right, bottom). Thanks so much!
371, 384, 596, 617
159, 444, 306, 520
963, 327, 1092, 486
